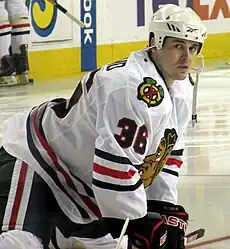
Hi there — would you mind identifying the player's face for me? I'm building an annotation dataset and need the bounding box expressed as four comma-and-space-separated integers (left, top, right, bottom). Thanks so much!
152, 37, 200, 84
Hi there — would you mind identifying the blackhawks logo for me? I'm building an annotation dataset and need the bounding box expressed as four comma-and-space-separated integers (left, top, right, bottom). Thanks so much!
137, 77, 164, 107
137, 128, 178, 188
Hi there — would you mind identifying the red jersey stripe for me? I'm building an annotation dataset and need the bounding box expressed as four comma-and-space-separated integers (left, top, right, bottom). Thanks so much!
12, 24, 30, 29
166, 158, 183, 168
0, 24, 11, 30
93, 163, 136, 179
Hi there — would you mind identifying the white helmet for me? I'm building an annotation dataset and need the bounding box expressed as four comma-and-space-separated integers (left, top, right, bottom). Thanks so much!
149, 4, 207, 51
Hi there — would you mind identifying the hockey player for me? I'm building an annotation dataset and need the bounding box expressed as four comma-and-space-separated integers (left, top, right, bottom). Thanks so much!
0, 0, 30, 86
0, 4, 207, 249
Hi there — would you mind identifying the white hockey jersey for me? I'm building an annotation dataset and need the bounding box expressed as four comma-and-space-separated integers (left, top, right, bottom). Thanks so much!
2, 50, 193, 224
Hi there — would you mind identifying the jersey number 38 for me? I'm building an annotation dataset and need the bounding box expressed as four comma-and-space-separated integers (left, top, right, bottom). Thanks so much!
114, 117, 148, 155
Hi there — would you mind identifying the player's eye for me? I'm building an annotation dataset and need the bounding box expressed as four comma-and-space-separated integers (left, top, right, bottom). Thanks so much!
175, 44, 183, 49
190, 46, 198, 53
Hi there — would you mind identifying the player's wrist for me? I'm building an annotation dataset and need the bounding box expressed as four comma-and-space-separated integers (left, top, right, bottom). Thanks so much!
103, 212, 167, 248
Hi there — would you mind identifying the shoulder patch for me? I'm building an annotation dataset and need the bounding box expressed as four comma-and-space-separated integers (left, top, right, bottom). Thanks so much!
137, 77, 164, 107
137, 128, 178, 188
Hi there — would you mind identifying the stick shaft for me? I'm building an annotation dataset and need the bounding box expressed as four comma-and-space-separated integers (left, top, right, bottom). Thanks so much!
46, 0, 84, 27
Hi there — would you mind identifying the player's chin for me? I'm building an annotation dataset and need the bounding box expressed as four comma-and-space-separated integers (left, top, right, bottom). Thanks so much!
174, 72, 188, 81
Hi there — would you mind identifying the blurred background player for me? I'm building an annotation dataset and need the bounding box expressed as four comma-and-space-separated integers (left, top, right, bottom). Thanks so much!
0, 0, 30, 86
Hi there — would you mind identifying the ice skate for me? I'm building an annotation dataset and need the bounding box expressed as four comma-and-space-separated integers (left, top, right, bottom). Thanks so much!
0, 55, 17, 86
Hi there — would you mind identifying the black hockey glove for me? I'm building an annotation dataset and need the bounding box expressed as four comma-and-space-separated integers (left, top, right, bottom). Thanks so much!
148, 200, 189, 249
104, 213, 167, 249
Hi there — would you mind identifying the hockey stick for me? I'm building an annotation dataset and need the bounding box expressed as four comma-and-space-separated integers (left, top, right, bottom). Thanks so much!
46, 0, 85, 27
185, 228, 205, 247
116, 217, 130, 249
191, 70, 200, 127
191, 54, 204, 127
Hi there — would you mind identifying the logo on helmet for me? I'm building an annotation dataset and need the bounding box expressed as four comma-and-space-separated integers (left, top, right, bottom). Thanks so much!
187, 27, 199, 33
137, 77, 164, 107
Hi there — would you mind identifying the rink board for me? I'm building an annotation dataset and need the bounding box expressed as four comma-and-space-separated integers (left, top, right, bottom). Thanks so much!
26, 0, 230, 79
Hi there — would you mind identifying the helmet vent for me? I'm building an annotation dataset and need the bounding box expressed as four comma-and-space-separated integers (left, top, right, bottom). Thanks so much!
167, 23, 181, 32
